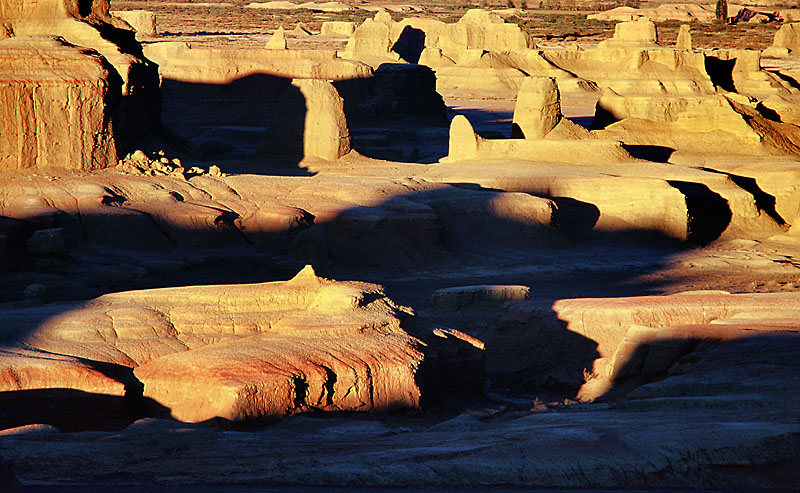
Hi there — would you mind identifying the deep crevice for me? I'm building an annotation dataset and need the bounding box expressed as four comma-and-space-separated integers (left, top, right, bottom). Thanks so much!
667, 180, 732, 245
704, 56, 736, 93
292, 375, 308, 409
321, 366, 336, 407
698, 167, 787, 226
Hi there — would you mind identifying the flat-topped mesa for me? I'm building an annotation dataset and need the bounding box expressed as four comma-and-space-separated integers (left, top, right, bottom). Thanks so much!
597, 18, 658, 50
144, 42, 374, 84
0, 0, 160, 166
437, 8, 533, 59
0, 36, 118, 170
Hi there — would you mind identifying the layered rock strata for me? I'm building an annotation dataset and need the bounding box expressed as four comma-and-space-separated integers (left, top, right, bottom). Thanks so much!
0, 36, 117, 170
0, 266, 424, 423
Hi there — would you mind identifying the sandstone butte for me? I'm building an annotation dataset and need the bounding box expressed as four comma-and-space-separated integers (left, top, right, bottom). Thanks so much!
2, 2, 800, 489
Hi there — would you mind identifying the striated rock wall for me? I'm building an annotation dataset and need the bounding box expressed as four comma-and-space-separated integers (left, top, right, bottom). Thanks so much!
0, 36, 117, 170
1, 0, 160, 168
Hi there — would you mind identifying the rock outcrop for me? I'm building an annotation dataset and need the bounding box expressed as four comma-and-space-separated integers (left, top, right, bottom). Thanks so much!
436, 9, 532, 60
0, 266, 424, 423
342, 63, 447, 123
260, 79, 352, 161
144, 42, 373, 84
763, 22, 800, 58
265, 26, 287, 50
321, 21, 355, 37
342, 9, 532, 68
447, 114, 629, 164
486, 291, 800, 401
675, 24, 691, 51
511, 77, 562, 139
112, 10, 158, 39
0, 0, 160, 166
597, 17, 658, 50
0, 36, 117, 170
588, 3, 736, 23
342, 18, 401, 65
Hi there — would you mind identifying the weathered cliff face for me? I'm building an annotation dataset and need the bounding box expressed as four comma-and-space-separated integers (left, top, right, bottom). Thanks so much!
0, 36, 118, 170
0, 0, 160, 169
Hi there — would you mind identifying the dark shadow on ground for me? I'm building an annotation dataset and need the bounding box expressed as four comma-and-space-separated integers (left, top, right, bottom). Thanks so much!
158, 66, 451, 170
623, 144, 675, 163
597, 331, 800, 404
0, 163, 746, 435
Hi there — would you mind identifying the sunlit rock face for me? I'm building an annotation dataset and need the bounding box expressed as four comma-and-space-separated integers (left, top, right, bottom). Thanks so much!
0, 0, 160, 168
0, 36, 118, 170
3, 5, 800, 490
0, 266, 424, 423
486, 291, 800, 399
259, 79, 352, 162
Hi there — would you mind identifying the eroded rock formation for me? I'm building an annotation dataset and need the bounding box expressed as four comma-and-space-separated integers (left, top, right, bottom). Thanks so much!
260, 79, 352, 161
0, 266, 424, 423
0, 36, 117, 170
0, 0, 160, 168
764, 22, 800, 58
486, 291, 800, 401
